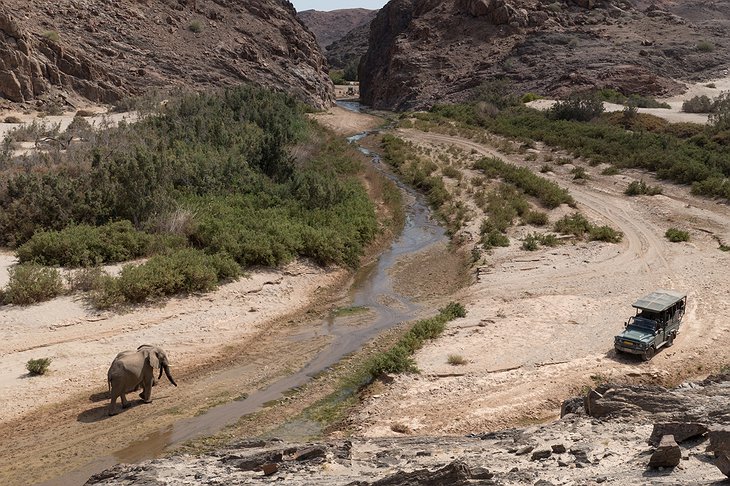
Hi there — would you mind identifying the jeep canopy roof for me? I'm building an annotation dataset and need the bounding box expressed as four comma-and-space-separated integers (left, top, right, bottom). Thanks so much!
632, 290, 687, 313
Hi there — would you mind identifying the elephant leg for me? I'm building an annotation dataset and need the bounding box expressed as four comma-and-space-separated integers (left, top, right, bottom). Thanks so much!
120, 392, 130, 409
109, 394, 119, 416
140, 377, 153, 403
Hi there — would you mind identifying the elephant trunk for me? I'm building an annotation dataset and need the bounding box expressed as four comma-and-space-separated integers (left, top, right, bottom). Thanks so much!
163, 363, 178, 387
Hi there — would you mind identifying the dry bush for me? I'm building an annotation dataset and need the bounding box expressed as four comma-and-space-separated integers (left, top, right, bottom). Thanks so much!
447, 354, 468, 366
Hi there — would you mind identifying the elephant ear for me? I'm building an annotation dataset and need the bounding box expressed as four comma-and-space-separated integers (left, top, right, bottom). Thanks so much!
143, 348, 160, 370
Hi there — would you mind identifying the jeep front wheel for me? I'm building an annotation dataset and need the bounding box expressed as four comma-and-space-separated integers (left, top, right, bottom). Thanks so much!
642, 346, 655, 361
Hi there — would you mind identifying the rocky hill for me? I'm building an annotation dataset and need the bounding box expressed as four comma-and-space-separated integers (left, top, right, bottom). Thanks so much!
87, 373, 730, 484
297, 8, 376, 52
325, 18, 375, 70
0, 0, 333, 110
360, 0, 730, 110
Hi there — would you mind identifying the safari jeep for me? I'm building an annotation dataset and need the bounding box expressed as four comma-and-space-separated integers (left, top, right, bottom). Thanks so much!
614, 290, 687, 361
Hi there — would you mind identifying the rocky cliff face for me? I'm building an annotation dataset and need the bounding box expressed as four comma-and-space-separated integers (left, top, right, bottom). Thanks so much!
0, 0, 333, 109
298, 8, 376, 52
360, 0, 730, 110
87, 373, 730, 484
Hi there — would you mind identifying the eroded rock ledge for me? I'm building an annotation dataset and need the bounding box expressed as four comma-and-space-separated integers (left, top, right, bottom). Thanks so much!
87, 373, 730, 485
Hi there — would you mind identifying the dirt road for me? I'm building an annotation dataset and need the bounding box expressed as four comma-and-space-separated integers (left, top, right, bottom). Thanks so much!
352, 128, 730, 436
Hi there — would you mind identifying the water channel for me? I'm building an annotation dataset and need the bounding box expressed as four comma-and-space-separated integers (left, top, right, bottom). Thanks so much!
39, 101, 447, 485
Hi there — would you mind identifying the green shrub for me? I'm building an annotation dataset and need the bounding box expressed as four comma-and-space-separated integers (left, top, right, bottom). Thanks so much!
363, 303, 466, 377
553, 213, 592, 237
26, 358, 52, 375
554, 213, 622, 242
3, 264, 63, 305
67, 266, 107, 292
112, 249, 240, 304
522, 232, 559, 250
523, 210, 549, 226
481, 226, 510, 249
442, 165, 462, 179
188, 20, 203, 33
522, 234, 540, 251
549, 94, 604, 122
381, 135, 451, 211
665, 228, 690, 242
625, 179, 663, 196
601, 166, 620, 175
589, 225, 623, 243
571, 167, 588, 180
473, 157, 574, 209
682, 95, 714, 113
16, 221, 172, 267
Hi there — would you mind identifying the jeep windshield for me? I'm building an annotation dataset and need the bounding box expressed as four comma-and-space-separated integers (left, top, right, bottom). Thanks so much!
627, 316, 656, 331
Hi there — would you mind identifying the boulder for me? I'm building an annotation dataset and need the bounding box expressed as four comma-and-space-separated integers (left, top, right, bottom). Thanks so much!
709, 427, 730, 476
221, 450, 283, 471
718, 454, 730, 478
561, 397, 584, 418
709, 426, 730, 456
531, 449, 552, 460
293, 446, 327, 462
648, 423, 708, 446
648, 435, 681, 469
369, 460, 473, 485
551, 444, 567, 454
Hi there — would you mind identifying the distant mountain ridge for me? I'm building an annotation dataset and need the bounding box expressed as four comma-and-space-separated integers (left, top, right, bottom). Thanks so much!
297, 8, 377, 50
297, 8, 377, 69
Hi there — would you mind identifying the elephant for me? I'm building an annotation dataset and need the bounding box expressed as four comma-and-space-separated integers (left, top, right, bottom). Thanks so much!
107, 344, 177, 415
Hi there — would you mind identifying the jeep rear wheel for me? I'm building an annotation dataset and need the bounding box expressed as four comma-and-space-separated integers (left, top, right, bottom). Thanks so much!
666, 333, 675, 347
642, 346, 655, 361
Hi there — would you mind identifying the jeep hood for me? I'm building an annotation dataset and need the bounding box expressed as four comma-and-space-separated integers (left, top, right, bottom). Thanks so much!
617, 327, 654, 342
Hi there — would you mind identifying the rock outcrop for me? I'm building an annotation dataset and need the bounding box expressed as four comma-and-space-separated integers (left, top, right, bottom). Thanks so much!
359, 0, 730, 110
87, 374, 730, 485
0, 0, 333, 109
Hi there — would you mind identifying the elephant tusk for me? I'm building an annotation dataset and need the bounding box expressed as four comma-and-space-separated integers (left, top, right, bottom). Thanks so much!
163, 364, 178, 387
